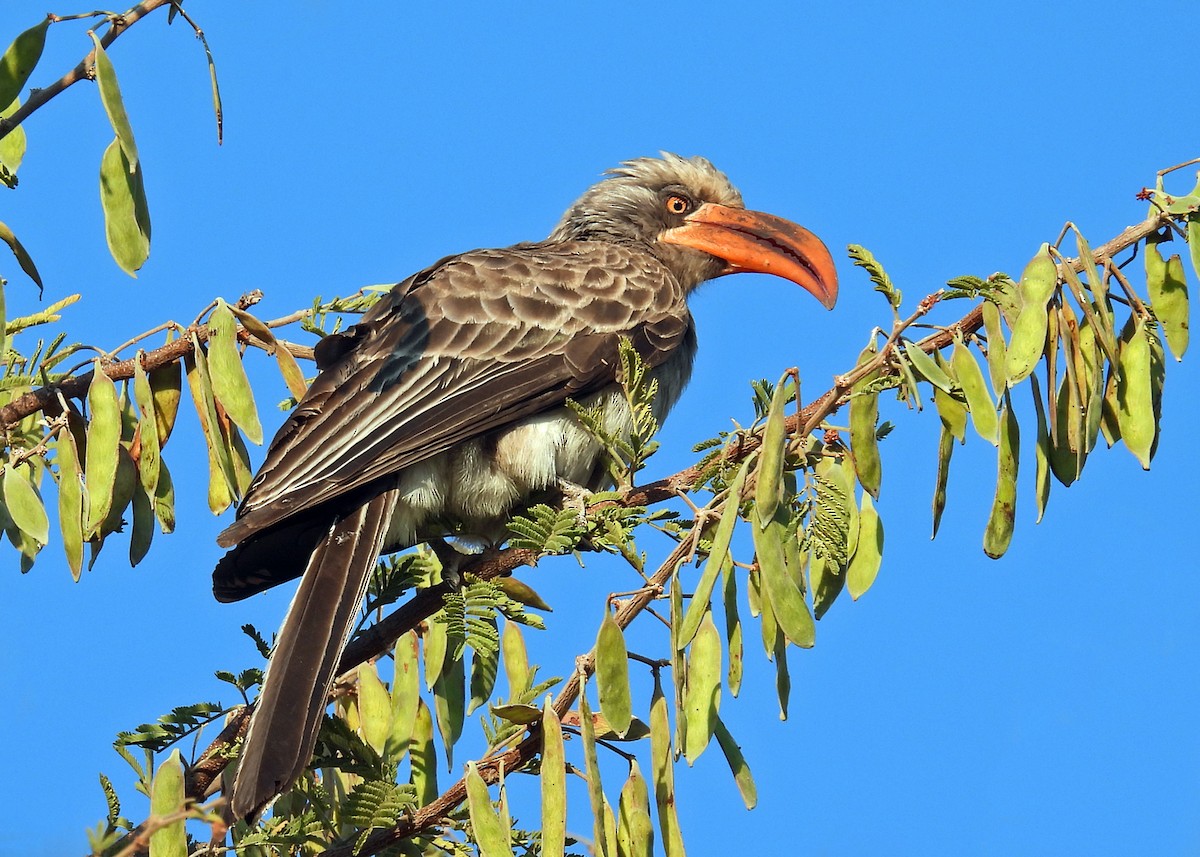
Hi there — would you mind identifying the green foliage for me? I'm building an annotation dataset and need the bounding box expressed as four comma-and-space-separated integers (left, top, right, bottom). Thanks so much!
115, 701, 226, 753
566, 336, 661, 488
848, 243, 902, 310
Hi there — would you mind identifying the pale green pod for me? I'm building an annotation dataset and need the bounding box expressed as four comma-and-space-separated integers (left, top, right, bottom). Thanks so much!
132, 354, 161, 496
903, 339, 954, 392
358, 662, 392, 756
0, 97, 25, 175
753, 509, 815, 648
128, 481, 154, 567
89, 33, 139, 168
713, 717, 757, 810
84, 361, 121, 537
1146, 234, 1189, 361
721, 561, 743, 697
931, 406, 953, 537
983, 399, 1020, 558
54, 422, 85, 579
1115, 313, 1154, 469
183, 338, 238, 511
148, 750, 186, 857
501, 619, 530, 699
1018, 243, 1058, 306
540, 698, 567, 857
952, 340, 999, 445
423, 612, 448, 691
1077, 316, 1105, 453
410, 699, 438, 805
148, 359, 182, 448
773, 631, 791, 721
3, 465, 46, 545
466, 762, 514, 857
596, 611, 633, 737
0, 18, 49, 110
274, 344, 309, 400
682, 611, 722, 764
153, 458, 175, 534
433, 648, 465, 768
1004, 304, 1050, 386
754, 374, 789, 529
755, 566, 778, 662
932, 348, 968, 445
981, 299, 1009, 398
98, 447, 137, 538
649, 674, 686, 857
494, 576, 553, 612
849, 344, 882, 498
207, 300, 264, 445
1188, 218, 1200, 282
616, 759, 653, 857
385, 630, 420, 763
98, 137, 150, 277
1004, 244, 1058, 384
847, 493, 884, 600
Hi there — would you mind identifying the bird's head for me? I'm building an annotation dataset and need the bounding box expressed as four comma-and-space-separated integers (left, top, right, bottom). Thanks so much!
549, 153, 838, 308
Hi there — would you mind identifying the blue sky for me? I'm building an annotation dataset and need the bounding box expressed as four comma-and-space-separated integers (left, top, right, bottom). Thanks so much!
1, 2, 1198, 854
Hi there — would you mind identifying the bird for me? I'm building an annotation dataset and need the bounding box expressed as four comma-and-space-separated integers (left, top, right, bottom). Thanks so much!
213, 153, 839, 819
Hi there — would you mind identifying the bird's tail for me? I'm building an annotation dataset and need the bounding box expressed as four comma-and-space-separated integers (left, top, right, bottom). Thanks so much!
229, 489, 400, 820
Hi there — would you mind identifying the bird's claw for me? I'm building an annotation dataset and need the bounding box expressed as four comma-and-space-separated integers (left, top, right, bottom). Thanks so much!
557, 478, 591, 528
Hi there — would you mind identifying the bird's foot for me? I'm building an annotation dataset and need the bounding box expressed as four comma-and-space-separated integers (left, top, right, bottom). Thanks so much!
429, 538, 469, 589
557, 478, 592, 528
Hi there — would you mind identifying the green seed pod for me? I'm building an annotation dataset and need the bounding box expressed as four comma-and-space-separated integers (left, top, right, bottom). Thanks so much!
148, 750, 186, 857
931, 425, 953, 539
410, 699, 438, 806
541, 698, 567, 857
849, 344, 882, 498
981, 299, 1009, 397
952, 339, 999, 445
466, 762, 513, 857
358, 662, 393, 756
207, 299, 264, 445
596, 611, 633, 737
1115, 312, 1154, 469
1145, 232, 1189, 361
753, 508, 815, 648
847, 493, 884, 600
1028, 376, 1052, 523
983, 399, 1020, 558
84, 362, 121, 538
433, 650, 465, 769
617, 759, 653, 857
754, 373, 790, 529
714, 717, 757, 810
682, 610, 722, 764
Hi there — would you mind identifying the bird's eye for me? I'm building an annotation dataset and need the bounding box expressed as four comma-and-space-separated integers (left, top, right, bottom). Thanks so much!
665, 194, 691, 215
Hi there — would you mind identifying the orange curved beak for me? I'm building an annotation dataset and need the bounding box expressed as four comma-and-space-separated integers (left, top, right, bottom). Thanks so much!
661, 202, 839, 309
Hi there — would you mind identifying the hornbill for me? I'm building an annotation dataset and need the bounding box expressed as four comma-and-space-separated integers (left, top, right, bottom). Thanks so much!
214, 153, 839, 818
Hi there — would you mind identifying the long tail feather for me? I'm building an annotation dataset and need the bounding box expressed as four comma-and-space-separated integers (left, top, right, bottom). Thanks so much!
230, 489, 399, 819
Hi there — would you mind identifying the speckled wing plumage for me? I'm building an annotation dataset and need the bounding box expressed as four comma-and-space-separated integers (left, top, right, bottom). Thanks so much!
214, 241, 691, 597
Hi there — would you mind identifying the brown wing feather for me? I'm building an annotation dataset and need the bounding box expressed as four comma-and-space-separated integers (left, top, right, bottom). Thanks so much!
217, 241, 688, 548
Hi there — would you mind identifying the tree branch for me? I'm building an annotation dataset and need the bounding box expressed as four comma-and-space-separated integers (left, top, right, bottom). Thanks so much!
0, 1, 175, 142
